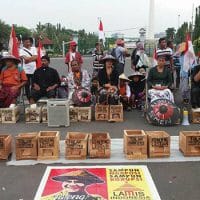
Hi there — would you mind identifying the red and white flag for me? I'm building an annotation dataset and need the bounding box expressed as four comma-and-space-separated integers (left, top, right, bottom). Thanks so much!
183, 33, 196, 72
36, 40, 42, 68
152, 48, 157, 67
8, 25, 19, 58
98, 20, 105, 44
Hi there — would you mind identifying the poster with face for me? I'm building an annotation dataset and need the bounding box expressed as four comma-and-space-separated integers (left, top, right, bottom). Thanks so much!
34, 166, 161, 200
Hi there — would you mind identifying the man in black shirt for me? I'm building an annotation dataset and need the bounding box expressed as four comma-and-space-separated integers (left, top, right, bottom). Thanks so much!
191, 64, 200, 108
29, 56, 60, 103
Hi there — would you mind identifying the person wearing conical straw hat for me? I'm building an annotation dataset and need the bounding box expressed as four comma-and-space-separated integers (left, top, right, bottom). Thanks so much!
128, 71, 145, 109
40, 169, 105, 200
118, 73, 131, 111
0, 55, 27, 108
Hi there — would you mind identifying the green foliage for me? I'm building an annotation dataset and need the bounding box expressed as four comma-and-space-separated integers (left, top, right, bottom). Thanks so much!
165, 27, 176, 41
174, 22, 189, 44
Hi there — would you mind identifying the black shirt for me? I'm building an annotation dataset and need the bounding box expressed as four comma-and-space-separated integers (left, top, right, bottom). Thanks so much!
192, 65, 200, 88
129, 79, 145, 94
32, 66, 60, 90
98, 67, 119, 87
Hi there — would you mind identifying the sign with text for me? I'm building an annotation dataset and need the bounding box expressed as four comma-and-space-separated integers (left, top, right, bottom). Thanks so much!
34, 166, 160, 200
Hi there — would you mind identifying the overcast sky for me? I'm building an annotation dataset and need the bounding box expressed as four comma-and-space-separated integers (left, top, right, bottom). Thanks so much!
1, 0, 199, 37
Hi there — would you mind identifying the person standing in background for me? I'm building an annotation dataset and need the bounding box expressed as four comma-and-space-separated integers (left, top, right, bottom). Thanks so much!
65, 41, 83, 72
19, 36, 37, 101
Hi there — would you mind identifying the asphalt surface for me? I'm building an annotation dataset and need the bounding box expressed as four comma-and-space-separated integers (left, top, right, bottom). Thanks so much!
0, 57, 200, 200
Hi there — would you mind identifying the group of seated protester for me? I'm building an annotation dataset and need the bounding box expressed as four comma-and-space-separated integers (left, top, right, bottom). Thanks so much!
0, 54, 200, 112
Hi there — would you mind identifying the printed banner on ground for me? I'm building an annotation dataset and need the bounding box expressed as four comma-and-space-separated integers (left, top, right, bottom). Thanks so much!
34, 165, 161, 200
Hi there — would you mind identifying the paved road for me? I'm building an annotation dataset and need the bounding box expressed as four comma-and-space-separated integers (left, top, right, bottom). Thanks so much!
0, 57, 200, 200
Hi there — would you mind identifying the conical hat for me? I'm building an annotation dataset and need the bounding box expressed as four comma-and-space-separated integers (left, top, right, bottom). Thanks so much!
52, 170, 104, 185
119, 73, 130, 81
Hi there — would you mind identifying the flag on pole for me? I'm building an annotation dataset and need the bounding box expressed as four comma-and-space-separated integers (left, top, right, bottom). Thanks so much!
183, 33, 196, 72
152, 48, 157, 67
8, 25, 19, 58
98, 20, 105, 45
36, 40, 42, 68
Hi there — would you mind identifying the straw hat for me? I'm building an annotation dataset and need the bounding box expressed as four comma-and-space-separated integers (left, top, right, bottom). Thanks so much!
0, 55, 21, 64
128, 71, 144, 79
52, 170, 104, 185
101, 54, 116, 63
119, 73, 130, 81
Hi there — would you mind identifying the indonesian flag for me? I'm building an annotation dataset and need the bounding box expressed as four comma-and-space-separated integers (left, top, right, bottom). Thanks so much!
183, 33, 196, 72
36, 40, 42, 68
152, 48, 157, 67
8, 25, 19, 58
98, 20, 105, 44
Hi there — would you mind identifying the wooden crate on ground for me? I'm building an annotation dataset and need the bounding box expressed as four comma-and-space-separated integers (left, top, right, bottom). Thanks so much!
109, 104, 123, 122
0, 109, 2, 123
124, 130, 147, 159
25, 106, 42, 123
95, 104, 109, 121
191, 109, 200, 124
179, 131, 200, 156
41, 106, 48, 123
88, 132, 111, 158
38, 131, 60, 160
146, 131, 170, 158
1, 106, 20, 123
65, 132, 88, 159
78, 107, 92, 122
15, 132, 38, 160
0, 135, 12, 160
69, 106, 79, 122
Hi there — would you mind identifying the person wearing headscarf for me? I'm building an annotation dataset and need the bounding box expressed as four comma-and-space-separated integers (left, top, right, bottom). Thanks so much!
98, 54, 119, 104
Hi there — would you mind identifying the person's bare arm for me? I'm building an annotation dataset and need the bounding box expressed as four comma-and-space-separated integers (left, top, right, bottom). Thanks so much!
194, 70, 200, 82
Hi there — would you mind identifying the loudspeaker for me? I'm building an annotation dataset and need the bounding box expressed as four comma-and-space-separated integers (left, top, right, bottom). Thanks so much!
182, 110, 190, 126
47, 99, 70, 127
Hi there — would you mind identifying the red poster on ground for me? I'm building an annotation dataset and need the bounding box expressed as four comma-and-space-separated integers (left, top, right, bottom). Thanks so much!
34, 166, 161, 200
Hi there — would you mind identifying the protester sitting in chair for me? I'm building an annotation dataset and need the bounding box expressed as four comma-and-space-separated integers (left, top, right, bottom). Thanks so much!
29, 56, 60, 103
191, 64, 200, 108
129, 71, 146, 109
0, 55, 27, 108
147, 55, 174, 103
118, 73, 131, 111
67, 59, 90, 102
98, 55, 119, 105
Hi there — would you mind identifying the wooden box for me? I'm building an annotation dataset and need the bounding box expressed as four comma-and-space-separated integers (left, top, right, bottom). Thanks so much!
88, 133, 111, 158
78, 107, 92, 122
109, 104, 123, 122
65, 132, 88, 160
0, 109, 2, 123
179, 131, 200, 156
0, 135, 12, 160
25, 106, 42, 123
41, 106, 48, 123
38, 131, 60, 160
124, 130, 147, 159
15, 132, 38, 160
69, 106, 79, 122
95, 104, 109, 121
1, 106, 20, 123
191, 109, 200, 124
146, 131, 170, 158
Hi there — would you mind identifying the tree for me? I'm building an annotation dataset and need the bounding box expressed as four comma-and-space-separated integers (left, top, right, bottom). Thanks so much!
165, 27, 176, 41
175, 22, 189, 44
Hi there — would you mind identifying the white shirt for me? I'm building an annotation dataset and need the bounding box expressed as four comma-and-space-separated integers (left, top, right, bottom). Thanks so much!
19, 47, 37, 74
